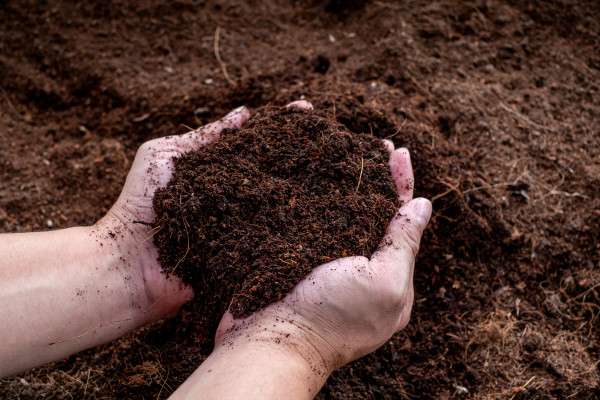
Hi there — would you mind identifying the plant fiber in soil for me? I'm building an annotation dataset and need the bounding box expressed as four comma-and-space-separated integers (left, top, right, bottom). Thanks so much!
152, 107, 398, 337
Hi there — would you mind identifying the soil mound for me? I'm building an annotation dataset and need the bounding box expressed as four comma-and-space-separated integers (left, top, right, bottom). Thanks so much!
152, 107, 399, 333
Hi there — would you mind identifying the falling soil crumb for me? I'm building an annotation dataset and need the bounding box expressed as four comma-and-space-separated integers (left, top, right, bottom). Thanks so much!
152, 107, 398, 340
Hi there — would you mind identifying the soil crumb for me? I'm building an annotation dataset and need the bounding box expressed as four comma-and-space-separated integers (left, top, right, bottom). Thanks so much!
152, 107, 399, 335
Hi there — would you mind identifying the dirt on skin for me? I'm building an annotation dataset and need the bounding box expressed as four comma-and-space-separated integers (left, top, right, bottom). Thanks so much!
1, 0, 599, 399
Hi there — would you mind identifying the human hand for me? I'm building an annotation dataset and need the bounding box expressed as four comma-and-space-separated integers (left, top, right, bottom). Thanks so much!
97, 106, 251, 322
97, 101, 313, 324
214, 107, 432, 376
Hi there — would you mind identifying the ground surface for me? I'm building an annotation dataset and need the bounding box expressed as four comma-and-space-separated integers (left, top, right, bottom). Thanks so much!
1, 0, 599, 398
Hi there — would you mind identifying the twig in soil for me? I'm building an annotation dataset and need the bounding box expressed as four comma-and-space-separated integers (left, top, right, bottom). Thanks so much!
156, 367, 170, 400
432, 178, 493, 233
430, 180, 463, 203
499, 102, 556, 133
355, 155, 364, 195
431, 179, 523, 201
252, 102, 274, 115
228, 292, 254, 311
578, 284, 600, 299
384, 118, 407, 140
83, 368, 90, 396
462, 181, 521, 195
214, 26, 235, 86
548, 189, 589, 199
509, 375, 536, 400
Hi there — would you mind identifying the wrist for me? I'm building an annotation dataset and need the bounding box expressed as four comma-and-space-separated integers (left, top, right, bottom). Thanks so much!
94, 210, 192, 324
172, 313, 333, 400
217, 309, 340, 381
0, 225, 154, 376
87, 217, 155, 327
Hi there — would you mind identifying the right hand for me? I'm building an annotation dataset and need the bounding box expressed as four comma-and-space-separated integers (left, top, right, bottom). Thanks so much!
215, 135, 432, 375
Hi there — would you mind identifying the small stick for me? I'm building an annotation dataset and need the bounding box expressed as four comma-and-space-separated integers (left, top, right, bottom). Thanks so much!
509, 376, 536, 400
181, 123, 195, 131
384, 118, 407, 140
355, 155, 364, 195
84, 368, 91, 396
499, 102, 555, 132
156, 367, 170, 400
214, 26, 235, 86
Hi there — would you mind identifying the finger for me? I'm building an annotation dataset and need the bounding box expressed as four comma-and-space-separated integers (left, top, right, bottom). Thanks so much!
370, 198, 431, 277
160, 106, 251, 153
286, 100, 314, 110
388, 147, 414, 205
382, 139, 395, 154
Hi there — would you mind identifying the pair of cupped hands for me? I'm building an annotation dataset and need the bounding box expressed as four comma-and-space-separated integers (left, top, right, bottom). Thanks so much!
102, 100, 432, 377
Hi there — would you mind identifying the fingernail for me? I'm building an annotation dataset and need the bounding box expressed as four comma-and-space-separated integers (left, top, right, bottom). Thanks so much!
413, 198, 432, 231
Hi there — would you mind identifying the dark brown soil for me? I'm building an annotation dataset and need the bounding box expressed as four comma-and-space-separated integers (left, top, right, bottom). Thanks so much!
1, 0, 599, 399
152, 107, 397, 343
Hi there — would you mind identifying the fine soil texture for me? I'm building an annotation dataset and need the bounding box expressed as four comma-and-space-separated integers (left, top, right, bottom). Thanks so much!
1, 0, 599, 399
152, 107, 397, 343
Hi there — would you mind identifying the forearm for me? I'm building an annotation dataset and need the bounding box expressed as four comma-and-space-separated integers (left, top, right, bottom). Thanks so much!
0, 225, 149, 377
170, 341, 329, 400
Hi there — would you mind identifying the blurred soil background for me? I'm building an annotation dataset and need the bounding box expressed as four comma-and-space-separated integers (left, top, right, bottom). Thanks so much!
0, 0, 599, 398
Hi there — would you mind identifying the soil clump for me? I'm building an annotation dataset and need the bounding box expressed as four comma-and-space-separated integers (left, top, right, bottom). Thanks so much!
152, 107, 398, 338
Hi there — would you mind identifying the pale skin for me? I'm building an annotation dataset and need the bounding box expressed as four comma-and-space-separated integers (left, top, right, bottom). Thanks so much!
0, 101, 432, 399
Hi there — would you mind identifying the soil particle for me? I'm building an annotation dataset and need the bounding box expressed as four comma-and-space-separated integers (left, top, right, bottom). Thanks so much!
152, 107, 399, 338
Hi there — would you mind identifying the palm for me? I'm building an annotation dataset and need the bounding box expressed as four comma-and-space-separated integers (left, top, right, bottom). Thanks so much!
215, 143, 428, 369
102, 107, 251, 319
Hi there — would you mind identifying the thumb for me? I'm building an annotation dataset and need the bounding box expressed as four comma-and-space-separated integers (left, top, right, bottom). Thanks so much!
371, 198, 432, 269
215, 311, 236, 344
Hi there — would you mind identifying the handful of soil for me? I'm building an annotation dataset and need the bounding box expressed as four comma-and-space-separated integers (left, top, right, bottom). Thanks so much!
152, 107, 399, 334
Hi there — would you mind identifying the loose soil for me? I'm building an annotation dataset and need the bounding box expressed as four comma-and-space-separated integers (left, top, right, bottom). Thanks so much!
1, 0, 599, 399
152, 107, 398, 344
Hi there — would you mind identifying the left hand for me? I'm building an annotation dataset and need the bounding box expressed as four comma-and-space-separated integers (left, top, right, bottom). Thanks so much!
97, 106, 251, 321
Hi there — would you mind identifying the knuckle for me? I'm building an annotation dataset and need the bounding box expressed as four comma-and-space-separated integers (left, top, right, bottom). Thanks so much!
403, 223, 423, 259
139, 137, 183, 158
